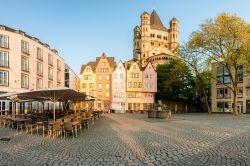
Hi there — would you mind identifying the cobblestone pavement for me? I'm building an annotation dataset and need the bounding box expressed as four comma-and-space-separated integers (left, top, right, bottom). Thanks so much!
0, 113, 250, 166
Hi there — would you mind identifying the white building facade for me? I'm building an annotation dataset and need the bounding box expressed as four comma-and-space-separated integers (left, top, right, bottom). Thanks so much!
111, 61, 126, 113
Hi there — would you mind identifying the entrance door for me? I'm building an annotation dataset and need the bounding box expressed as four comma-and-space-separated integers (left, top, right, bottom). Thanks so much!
121, 103, 125, 113
246, 100, 250, 114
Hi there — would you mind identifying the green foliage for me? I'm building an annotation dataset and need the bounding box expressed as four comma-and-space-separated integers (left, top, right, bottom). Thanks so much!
156, 59, 195, 101
184, 12, 250, 115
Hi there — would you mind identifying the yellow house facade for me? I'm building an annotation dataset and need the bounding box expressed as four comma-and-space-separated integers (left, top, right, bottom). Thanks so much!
80, 62, 96, 109
126, 61, 143, 111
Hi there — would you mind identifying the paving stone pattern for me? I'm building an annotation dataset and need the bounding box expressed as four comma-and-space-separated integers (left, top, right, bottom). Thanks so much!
0, 113, 250, 166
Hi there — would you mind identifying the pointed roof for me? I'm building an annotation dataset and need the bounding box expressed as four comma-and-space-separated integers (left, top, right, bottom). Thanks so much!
80, 61, 97, 74
96, 53, 116, 69
150, 10, 168, 31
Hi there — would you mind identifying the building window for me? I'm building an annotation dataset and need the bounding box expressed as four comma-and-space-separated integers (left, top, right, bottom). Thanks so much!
48, 67, 53, 80
216, 66, 231, 84
224, 76, 231, 84
217, 76, 223, 84
36, 78, 43, 89
84, 75, 92, 80
237, 66, 243, 82
0, 51, 9, 67
106, 83, 110, 90
114, 83, 118, 89
37, 62, 43, 76
128, 82, 132, 88
133, 82, 137, 88
237, 87, 243, 98
133, 65, 136, 69
102, 62, 106, 66
57, 59, 61, 70
157, 35, 162, 39
217, 102, 230, 112
21, 40, 29, 54
48, 81, 53, 88
48, 54, 53, 66
82, 83, 87, 88
98, 75, 102, 80
106, 75, 110, 80
217, 88, 231, 99
120, 83, 124, 89
57, 71, 61, 82
89, 83, 94, 88
21, 56, 29, 71
106, 92, 110, 97
145, 74, 152, 79
21, 74, 29, 88
114, 73, 118, 79
120, 73, 124, 79
138, 82, 142, 88
130, 73, 140, 78
0, 70, 8, 86
0, 35, 9, 48
86, 67, 91, 72
37, 47, 43, 61
98, 68, 109, 72
98, 83, 102, 89
98, 92, 102, 98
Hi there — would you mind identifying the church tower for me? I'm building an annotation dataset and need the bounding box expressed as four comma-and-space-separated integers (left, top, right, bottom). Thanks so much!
132, 10, 179, 68
169, 18, 179, 53
133, 26, 141, 60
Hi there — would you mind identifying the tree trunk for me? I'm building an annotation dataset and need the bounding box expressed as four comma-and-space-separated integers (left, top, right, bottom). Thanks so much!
233, 90, 238, 116
202, 86, 211, 114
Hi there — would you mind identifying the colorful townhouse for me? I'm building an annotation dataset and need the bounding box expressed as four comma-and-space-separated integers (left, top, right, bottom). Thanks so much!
126, 61, 143, 111
95, 53, 115, 110
80, 61, 96, 109
111, 61, 126, 113
141, 62, 157, 110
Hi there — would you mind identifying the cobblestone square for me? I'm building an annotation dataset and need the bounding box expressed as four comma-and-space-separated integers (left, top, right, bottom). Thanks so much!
0, 113, 250, 166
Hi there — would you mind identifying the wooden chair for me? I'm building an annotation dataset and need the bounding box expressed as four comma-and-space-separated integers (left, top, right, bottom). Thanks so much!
63, 122, 77, 138
52, 122, 63, 138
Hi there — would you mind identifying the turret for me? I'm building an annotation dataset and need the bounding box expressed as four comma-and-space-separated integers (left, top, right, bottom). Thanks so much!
133, 26, 141, 60
141, 12, 150, 37
169, 18, 179, 53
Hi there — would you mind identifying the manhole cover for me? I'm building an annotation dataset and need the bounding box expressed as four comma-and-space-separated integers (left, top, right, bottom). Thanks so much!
0, 138, 11, 141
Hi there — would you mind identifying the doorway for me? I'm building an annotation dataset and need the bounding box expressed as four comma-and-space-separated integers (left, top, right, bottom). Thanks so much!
246, 100, 250, 114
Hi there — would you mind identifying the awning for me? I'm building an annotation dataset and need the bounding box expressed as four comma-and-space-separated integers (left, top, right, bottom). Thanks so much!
0, 87, 87, 121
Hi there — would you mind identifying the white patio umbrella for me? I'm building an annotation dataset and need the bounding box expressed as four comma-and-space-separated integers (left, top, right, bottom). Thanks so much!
18, 87, 86, 121
0, 88, 86, 121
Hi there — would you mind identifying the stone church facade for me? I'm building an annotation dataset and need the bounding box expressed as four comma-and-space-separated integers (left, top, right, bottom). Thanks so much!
133, 10, 179, 68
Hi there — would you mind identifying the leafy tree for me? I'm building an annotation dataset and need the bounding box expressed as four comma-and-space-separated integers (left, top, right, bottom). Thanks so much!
186, 13, 250, 115
156, 59, 195, 101
181, 45, 212, 114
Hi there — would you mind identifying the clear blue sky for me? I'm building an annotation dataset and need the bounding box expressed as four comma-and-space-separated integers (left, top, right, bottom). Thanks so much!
1, 0, 250, 75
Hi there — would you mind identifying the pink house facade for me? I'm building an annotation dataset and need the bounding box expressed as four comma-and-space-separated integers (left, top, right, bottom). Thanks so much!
141, 62, 157, 110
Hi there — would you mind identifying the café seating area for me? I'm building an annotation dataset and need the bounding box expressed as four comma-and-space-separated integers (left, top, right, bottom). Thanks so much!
0, 110, 102, 139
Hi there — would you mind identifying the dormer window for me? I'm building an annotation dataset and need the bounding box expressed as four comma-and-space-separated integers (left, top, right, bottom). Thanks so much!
102, 62, 106, 66
133, 65, 136, 69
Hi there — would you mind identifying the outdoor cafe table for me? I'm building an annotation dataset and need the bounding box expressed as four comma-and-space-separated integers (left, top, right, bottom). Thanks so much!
11, 118, 30, 131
